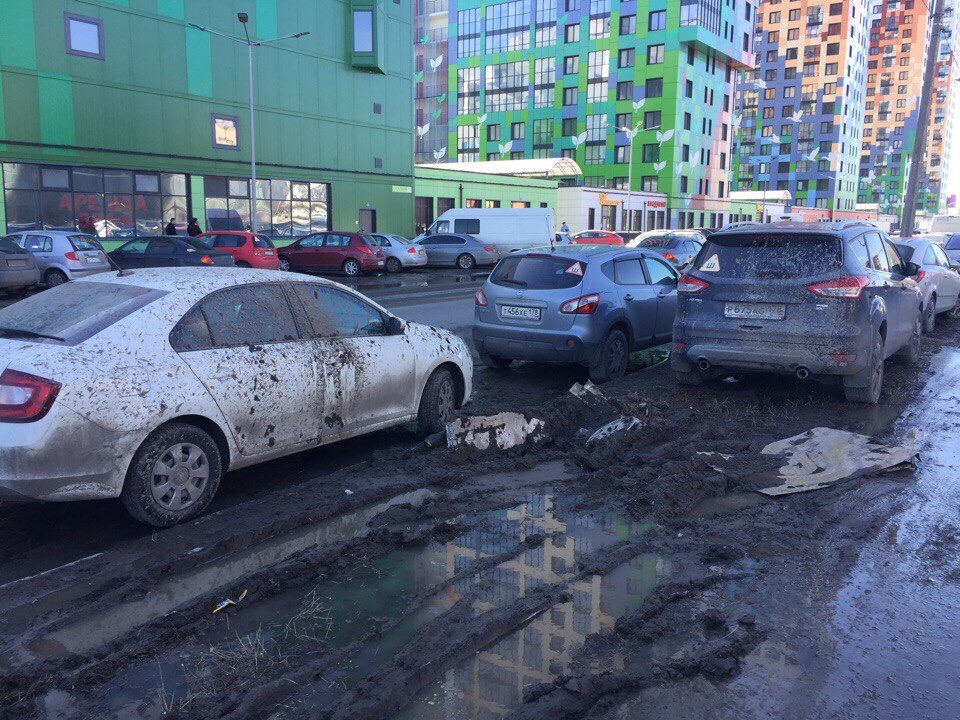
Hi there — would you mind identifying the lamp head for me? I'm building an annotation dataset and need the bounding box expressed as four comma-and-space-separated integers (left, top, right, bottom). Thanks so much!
237, 12, 249, 23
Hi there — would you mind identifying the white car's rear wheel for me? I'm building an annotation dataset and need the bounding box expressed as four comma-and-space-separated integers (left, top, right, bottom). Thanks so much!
385, 257, 403, 273
122, 423, 223, 527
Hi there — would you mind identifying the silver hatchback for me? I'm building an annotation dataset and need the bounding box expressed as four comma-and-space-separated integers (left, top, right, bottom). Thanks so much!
416, 233, 501, 270
473, 247, 678, 382
11, 231, 111, 286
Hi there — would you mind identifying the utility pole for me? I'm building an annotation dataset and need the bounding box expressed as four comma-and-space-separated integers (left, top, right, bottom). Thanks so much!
901, 0, 945, 237
618, 120, 642, 232
189, 15, 309, 234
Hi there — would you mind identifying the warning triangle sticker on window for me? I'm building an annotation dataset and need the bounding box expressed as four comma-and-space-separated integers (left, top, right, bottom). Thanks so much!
565, 261, 584, 276
701, 254, 720, 272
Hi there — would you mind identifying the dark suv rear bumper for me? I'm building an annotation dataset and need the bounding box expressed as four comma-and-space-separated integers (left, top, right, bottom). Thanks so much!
672, 336, 870, 376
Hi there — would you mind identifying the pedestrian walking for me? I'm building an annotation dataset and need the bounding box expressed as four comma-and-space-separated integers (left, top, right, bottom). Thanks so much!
164, 217, 177, 236
560, 221, 570, 233
187, 217, 202, 237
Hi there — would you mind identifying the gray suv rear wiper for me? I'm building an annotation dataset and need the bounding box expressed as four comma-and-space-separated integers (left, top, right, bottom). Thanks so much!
497, 278, 529, 287
0, 327, 65, 341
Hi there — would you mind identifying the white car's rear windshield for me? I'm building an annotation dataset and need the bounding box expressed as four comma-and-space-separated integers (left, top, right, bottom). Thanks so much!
0, 281, 165, 345
69, 235, 100, 252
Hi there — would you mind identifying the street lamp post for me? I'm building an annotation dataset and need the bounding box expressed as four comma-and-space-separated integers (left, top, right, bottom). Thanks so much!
619, 120, 643, 233
189, 14, 309, 233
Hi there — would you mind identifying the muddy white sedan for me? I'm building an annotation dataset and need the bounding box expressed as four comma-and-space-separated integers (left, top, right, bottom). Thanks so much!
0, 268, 472, 526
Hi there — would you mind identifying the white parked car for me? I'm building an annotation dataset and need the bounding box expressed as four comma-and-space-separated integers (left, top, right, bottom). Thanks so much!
366, 233, 428, 272
0, 268, 472, 526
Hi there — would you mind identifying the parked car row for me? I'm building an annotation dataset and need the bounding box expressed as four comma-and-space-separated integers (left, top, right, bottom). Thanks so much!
473, 220, 959, 406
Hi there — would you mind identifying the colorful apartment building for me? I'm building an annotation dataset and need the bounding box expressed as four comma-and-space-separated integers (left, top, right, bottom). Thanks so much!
416, 0, 755, 231
733, 0, 870, 218
857, 0, 959, 222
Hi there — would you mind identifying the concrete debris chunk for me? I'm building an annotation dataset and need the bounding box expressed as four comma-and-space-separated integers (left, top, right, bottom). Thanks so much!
758, 427, 921, 496
587, 416, 643, 446
446, 412, 549, 452
568, 381, 606, 403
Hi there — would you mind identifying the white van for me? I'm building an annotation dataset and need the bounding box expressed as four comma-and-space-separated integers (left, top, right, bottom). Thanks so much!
420, 208, 553, 253
929, 215, 960, 235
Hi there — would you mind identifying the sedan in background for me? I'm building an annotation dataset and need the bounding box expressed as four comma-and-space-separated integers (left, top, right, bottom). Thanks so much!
109, 236, 235, 269
571, 230, 624, 246
416, 233, 500, 269
197, 231, 280, 270
8, 230, 110, 287
367, 233, 428, 273
473, 246, 678, 383
895, 237, 960, 332
0, 236, 41, 296
631, 233, 704, 268
278, 232, 385, 276
944, 233, 960, 267
0, 268, 472, 526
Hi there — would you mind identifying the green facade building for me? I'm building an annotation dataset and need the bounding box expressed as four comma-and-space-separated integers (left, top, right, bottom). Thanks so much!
0, 0, 415, 244
417, 0, 755, 231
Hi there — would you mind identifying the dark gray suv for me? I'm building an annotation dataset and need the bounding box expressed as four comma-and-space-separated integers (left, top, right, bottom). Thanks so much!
473, 246, 678, 382
671, 221, 923, 403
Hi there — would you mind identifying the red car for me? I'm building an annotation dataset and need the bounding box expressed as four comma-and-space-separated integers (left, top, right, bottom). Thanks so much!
571, 230, 624, 246
277, 232, 385, 276
197, 231, 280, 270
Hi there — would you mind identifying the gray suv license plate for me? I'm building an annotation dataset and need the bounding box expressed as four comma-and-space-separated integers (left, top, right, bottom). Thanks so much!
724, 302, 785, 321
500, 305, 541, 320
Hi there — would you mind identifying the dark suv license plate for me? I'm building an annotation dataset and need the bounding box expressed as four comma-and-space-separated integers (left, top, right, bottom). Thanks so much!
724, 302, 785, 321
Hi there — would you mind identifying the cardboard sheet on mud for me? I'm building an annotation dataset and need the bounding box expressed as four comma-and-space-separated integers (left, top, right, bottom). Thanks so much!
699, 427, 921, 496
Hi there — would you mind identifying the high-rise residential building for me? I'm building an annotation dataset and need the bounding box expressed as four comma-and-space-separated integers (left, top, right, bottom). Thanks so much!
733, 0, 870, 218
414, 0, 452, 164
858, 0, 936, 221
922, 0, 958, 215
0, 1, 415, 240
417, 0, 755, 231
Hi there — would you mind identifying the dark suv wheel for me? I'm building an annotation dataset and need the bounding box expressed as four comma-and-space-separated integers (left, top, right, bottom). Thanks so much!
843, 332, 884, 404
589, 329, 629, 383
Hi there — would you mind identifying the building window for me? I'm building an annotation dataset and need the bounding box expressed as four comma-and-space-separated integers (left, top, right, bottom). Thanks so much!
2, 162, 192, 238
644, 111, 661, 129
616, 81, 633, 101
645, 77, 663, 98
564, 55, 579, 74
565, 24, 580, 42
648, 10, 666, 31
620, 14, 636, 34
647, 44, 664, 64
641, 144, 659, 162
64, 13, 104, 60
511, 122, 525, 140
212, 114, 240, 150
487, 124, 500, 141
353, 10, 374, 52
205, 177, 329, 236
641, 176, 658, 192
563, 87, 578, 105
614, 145, 631, 164
562, 118, 577, 136
618, 48, 634, 68
584, 144, 605, 165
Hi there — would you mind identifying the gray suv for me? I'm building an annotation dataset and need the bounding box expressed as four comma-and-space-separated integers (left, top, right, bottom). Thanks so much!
671, 221, 923, 403
473, 246, 678, 382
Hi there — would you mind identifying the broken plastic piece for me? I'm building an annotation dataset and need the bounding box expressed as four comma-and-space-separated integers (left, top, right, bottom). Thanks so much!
344, 489, 354, 495
586, 416, 643, 445
213, 588, 249, 614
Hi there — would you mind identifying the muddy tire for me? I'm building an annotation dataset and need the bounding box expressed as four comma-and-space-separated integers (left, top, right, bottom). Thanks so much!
342, 258, 362, 276
456, 253, 476, 270
896, 314, 922, 366
278, 256, 292, 272
45, 269, 68, 288
589, 329, 629, 384
922, 296, 936, 334
417, 368, 457, 436
121, 423, 223, 527
844, 332, 884, 404
236, 260, 252, 269
478, 349, 512, 370
674, 368, 705, 386
385, 257, 403, 273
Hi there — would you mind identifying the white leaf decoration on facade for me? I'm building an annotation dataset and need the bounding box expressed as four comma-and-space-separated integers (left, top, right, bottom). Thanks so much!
499, 141, 513, 155
656, 129, 674, 145
674, 162, 684, 175
654, 161, 667, 172
433, 146, 447, 161
790, 111, 804, 122
571, 131, 587, 147
430, 55, 444, 70
807, 147, 820, 162
477, 113, 488, 125
632, 99, 645, 111
416, 123, 430, 137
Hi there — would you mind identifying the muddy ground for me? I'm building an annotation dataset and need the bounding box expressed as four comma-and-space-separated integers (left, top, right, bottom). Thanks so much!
1, 317, 958, 720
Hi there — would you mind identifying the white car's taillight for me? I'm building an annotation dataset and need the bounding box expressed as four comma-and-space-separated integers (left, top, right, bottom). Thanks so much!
0, 369, 61, 423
